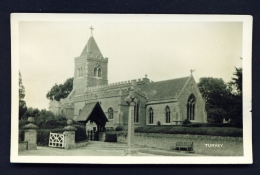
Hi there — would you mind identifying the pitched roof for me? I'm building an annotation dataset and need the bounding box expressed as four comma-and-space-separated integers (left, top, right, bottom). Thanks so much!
80, 36, 103, 57
76, 102, 108, 125
140, 76, 190, 101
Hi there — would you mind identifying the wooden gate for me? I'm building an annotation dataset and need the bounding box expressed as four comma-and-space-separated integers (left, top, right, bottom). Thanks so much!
87, 130, 99, 141
48, 132, 65, 148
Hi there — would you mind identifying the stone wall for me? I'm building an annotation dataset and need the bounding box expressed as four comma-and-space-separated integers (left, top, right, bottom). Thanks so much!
117, 133, 243, 156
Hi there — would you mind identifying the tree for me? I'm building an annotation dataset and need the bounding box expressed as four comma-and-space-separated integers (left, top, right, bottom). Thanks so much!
19, 71, 27, 120
198, 77, 232, 123
197, 66, 243, 127
46, 78, 73, 101
228, 67, 242, 127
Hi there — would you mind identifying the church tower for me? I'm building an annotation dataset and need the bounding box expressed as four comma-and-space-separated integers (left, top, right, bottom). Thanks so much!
73, 27, 108, 96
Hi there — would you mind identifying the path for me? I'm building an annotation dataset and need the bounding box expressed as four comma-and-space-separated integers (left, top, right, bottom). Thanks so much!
19, 141, 201, 156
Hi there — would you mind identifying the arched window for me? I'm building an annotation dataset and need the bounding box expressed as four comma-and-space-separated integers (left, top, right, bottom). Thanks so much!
94, 68, 97, 77
187, 94, 196, 120
149, 107, 153, 124
134, 103, 139, 123
98, 68, 101, 77
77, 68, 80, 77
165, 106, 171, 123
108, 107, 113, 119
61, 109, 63, 114
79, 109, 82, 115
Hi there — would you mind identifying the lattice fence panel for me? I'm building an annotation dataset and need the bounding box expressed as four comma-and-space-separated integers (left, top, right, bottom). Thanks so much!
48, 132, 65, 148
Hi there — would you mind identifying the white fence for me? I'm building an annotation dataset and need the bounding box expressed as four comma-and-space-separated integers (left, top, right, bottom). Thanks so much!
49, 132, 65, 148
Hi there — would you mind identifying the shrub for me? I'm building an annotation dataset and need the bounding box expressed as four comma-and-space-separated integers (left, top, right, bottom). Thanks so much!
115, 125, 124, 131
41, 119, 67, 129
74, 125, 88, 142
105, 132, 117, 142
19, 130, 24, 141
183, 119, 191, 125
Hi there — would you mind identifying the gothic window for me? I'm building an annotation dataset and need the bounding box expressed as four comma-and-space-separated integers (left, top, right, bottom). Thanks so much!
149, 107, 153, 124
94, 68, 97, 77
165, 106, 171, 123
98, 68, 101, 77
79, 109, 82, 115
108, 107, 113, 119
134, 103, 139, 123
61, 109, 63, 114
187, 94, 196, 121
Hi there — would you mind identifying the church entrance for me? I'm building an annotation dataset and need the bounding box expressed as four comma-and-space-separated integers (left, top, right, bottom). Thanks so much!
76, 102, 108, 141
187, 94, 196, 121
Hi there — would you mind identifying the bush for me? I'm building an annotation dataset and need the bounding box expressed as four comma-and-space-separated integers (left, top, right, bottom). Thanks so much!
183, 119, 191, 125
115, 126, 124, 131
105, 132, 117, 142
19, 130, 24, 141
74, 125, 88, 142
41, 119, 67, 129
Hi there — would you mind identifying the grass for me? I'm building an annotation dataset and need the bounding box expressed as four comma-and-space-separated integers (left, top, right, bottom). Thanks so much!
134, 126, 242, 137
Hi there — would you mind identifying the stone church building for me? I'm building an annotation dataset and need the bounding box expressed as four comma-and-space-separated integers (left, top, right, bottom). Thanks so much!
49, 30, 207, 130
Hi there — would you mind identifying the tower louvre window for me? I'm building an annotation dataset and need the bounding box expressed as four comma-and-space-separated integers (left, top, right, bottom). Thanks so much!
98, 68, 101, 77
94, 68, 97, 77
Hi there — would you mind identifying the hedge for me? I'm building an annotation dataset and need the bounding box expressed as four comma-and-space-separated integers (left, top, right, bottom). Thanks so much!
135, 126, 242, 137
105, 132, 117, 142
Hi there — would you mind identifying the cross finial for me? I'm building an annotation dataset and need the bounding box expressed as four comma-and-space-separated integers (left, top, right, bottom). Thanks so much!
90, 26, 94, 36
190, 69, 195, 74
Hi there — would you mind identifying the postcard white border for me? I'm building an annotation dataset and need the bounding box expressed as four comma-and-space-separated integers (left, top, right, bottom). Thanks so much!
11, 13, 252, 164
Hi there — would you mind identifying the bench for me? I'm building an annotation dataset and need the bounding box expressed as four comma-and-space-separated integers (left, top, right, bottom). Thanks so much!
175, 142, 193, 152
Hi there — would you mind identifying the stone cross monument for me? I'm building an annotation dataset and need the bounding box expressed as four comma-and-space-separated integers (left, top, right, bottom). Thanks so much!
124, 89, 138, 156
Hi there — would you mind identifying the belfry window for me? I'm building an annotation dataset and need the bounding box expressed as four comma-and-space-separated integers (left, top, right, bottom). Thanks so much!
98, 68, 101, 77
187, 94, 196, 120
94, 68, 97, 77
134, 103, 139, 123
108, 107, 113, 119
165, 106, 171, 123
149, 107, 154, 124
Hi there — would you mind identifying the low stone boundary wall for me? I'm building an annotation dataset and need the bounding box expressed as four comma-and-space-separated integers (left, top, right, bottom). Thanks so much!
117, 133, 243, 156
18, 141, 28, 152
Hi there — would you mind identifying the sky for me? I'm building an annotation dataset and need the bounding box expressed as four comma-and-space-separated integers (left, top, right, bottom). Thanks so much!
18, 15, 243, 110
